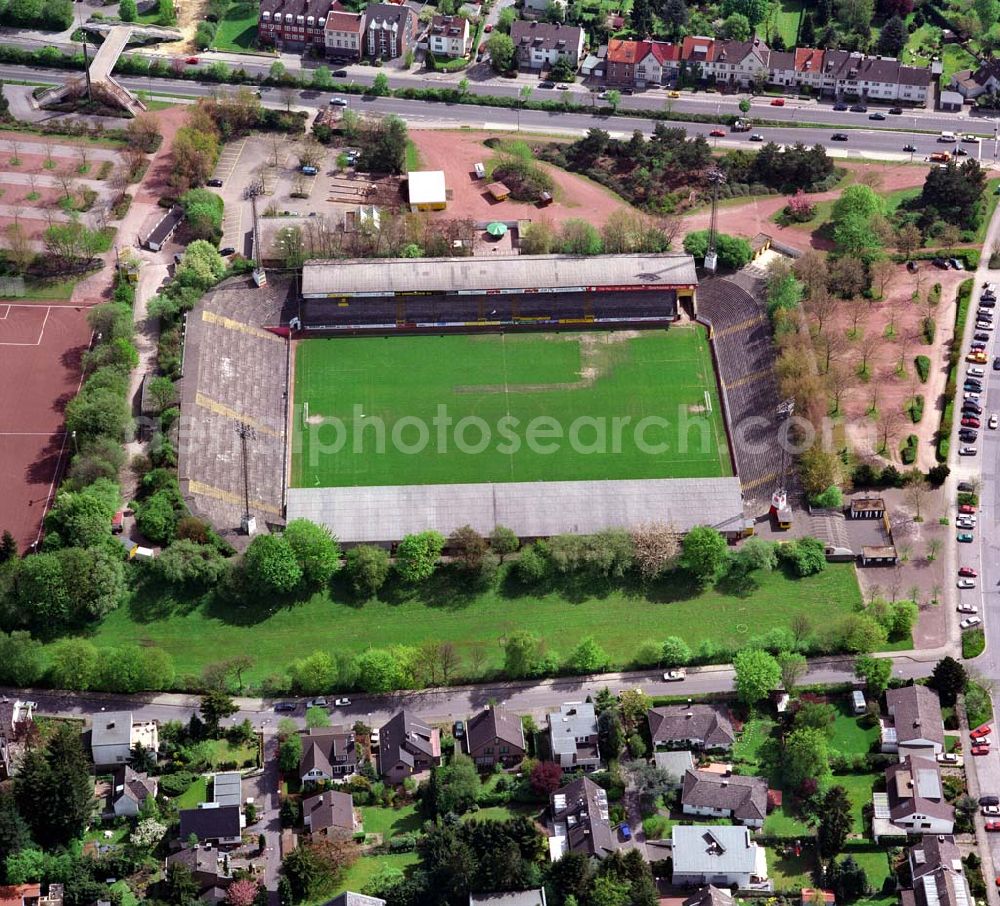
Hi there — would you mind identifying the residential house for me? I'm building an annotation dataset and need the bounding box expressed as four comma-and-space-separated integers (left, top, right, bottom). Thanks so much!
767, 49, 796, 87
951, 59, 1000, 99
548, 702, 601, 772
109, 766, 157, 818
469, 892, 548, 906
0, 886, 41, 906
164, 846, 255, 895
637, 41, 679, 85
881, 685, 944, 756
429, 15, 470, 58
510, 21, 584, 71
683, 887, 734, 906
819, 50, 932, 103
300, 727, 359, 783
902, 836, 971, 906
466, 706, 526, 769
800, 891, 836, 906
680, 34, 714, 74
680, 769, 769, 828
549, 776, 616, 860
877, 757, 954, 838
212, 772, 242, 808
671, 825, 768, 888
90, 712, 158, 767
303, 790, 361, 838
0, 699, 35, 781
258, 0, 331, 51
322, 894, 386, 906
703, 38, 770, 88
364, 3, 416, 60
178, 805, 244, 847
604, 39, 644, 86
647, 704, 735, 750
324, 1, 364, 60
378, 710, 441, 784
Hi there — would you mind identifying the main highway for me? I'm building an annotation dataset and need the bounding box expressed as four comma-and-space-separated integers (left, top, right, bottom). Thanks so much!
5, 62, 1000, 161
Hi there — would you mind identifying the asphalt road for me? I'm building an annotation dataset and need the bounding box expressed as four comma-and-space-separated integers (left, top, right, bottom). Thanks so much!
5, 64, 999, 162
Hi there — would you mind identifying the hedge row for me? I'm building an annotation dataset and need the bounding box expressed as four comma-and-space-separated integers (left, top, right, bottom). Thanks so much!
937, 278, 974, 462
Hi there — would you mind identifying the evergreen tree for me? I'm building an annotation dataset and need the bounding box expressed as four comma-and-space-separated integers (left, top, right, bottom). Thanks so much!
930, 656, 968, 707
631, 0, 654, 34
0, 531, 16, 564
817, 785, 852, 857
876, 15, 906, 56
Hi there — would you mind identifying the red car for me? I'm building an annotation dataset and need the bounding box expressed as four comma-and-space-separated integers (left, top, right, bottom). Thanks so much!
972, 724, 993, 739
962, 417, 981, 428
973, 744, 991, 756
771, 98, 785, 106
988, 821, 1000, 832
484, 23, 493, 31
959, 504, 977, 514
710, 129, 726, 137
186, 56, 200, 64
960, 566, 979, 577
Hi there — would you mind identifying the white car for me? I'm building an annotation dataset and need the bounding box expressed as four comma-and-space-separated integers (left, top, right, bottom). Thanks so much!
329, 97, 348, 106
969, 366, 986, 377
958, 578, 977, 589
307, 697, 328, 708
960, 446, 978, 456
961, 616, 983, 629
977, 321, 994, 331
370, 728, 380, 746
990, 413, 999, 429
983, 805, 1000, 816
334, 697, 351, 707
966, 392, 981, 402
958, 603, 979, 614
663, 669, 687, 682
957, 519, 977, 530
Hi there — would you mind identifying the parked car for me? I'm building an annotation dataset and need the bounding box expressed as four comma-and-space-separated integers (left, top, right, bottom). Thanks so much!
370, 728, 380, 745
938, 752, 960, 763
984, 806, 1000, 816
991, 413, 999, 429
959, 446, 979, 455
453, 719, 465, 740
770, 98, 785, 106
958, 578, 977, 589
958, 532, 974, 542
962, 616, 983, 630
332, 69, 348, 77
961, 417, 981, 428
981, 298, 997, 308
833, 102, 849, 111
975, 332, 991, 341
219, 246, 235, 256
850, 103, 867, 112
556, 84, 570, 90
965, 392, 981, 402
981, 795, 999, 806
274, 702, 296, 712
958, 604, 979, 614
663, 669, 686, 681
973, 725, 994, 739
620, 824, 632, 840
986, 821, 1000, 831
963, 402, 983, 414
307, 697, 328, 708
959, 481, 975, 491
964, 134, 980, 143
959, 431, 978, 443
207, 178, 223, 187
933, 257, 950, 269
329, 97, 348, 106
959, 566, 978, 576
889, 106, 903, 114
977, 321, 994, 331
903, 144, 917, 152
831, 133, 849, 141
539, 81, 555, 89
185, 57, 200, 64
950, 258, 965, 270
869, 112, 886, 120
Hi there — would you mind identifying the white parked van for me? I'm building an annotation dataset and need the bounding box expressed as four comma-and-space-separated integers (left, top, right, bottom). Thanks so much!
939, 131, 956, 142
851, 690, 866, 714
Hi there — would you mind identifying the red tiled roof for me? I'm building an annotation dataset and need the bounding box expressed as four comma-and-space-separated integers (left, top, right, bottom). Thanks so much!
648, 40, 680, 63
794, 47, 824, 72
607, 38, 649, 64
0, 885, 41, 906
681, 34, 715, 62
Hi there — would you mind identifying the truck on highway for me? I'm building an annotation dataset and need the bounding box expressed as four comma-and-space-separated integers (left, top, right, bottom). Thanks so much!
939, 131, 956, 142
731, 118, 752, 132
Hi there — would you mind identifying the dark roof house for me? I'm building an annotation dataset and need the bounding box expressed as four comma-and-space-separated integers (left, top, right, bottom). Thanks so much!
300, 727, 358, 782
683, 886, 734, 906
466, 706, 526, 767
680, 770, 769, 826
883, 685, 945, 754
648, 705, 735, 749
178, 805, 243, 846
885, 757, 954, 834
303, 790, 359, 837
550, 776, 616, 859
902, 835, 970, 906
378, 710, 441, 784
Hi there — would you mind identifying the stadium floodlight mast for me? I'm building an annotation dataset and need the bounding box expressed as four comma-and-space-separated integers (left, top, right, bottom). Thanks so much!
770, 398, 795, 528
704, 168, 727, 275
235, 420, 257, 536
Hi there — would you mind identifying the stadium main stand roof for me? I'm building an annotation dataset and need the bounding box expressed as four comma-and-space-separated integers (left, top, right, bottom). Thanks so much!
286, 476, 744, 545
301, 253, 698, 298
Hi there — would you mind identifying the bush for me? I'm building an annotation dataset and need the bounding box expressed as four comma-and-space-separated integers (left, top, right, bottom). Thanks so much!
158, 771, 197, 796
900, 434, 918, 465
915, 355, 931, 383
963, 629, 986, 660
490, 156, 554, 202
921, 316, 935, 345
906, 395, 924, 423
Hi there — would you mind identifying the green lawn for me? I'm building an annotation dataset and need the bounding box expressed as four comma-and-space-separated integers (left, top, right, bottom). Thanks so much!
842, 845, 892, 897
359, 804, 423, 840
903, 21, 940, 68
405, 139, 423, 171
768, 845, 817, 890
204, 738, 258, 768
291, 329, 732, 487
735, 719, 812, 835
174, 776, 210, 809
829, 702, 879, 756
771, 0, 803, 48
213, 2, 259, 51
940, 43, 978, 86
336, 852, 420, 895
828, 772, 880, 834
75, 563, 864, 684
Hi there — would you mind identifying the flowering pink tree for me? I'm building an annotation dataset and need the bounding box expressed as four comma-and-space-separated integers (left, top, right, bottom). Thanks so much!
786, 189, 815, 222
225, 879, 260, 906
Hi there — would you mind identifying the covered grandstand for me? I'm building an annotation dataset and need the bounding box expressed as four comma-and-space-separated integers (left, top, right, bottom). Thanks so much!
299, 253, 698, 332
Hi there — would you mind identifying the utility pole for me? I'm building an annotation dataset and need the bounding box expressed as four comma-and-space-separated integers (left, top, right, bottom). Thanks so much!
80, 15, 93, 103
235, 421, 257, 535
704, 168, 726, 275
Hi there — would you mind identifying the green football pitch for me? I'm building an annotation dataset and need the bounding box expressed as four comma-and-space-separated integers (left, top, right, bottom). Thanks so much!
290, 328, 733, 488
